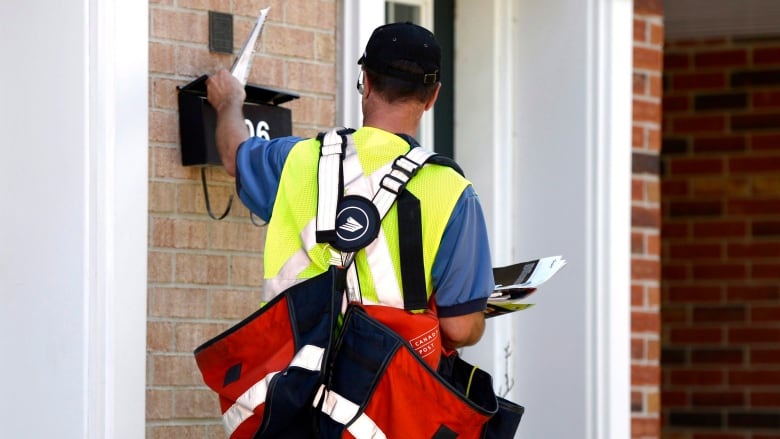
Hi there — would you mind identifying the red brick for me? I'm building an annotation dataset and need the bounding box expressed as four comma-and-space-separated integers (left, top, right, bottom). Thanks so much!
647, 234, 661, 256
694, 49, 748, 68
664, 53, 691, 70
729, 327, 780, 344
670, 200, 723, 217
694, 136, 747, 153
752, 392, 780, 407
752, 349, 780, 364
732, 113, 780, 131
632, 311, 661, 333
635, 46, 663, 70
662, 221, 689, 238
632, 231, 645, 253
730, 156, 780, 173
753, 263, 780, 280
650, 75, 663, 99
754, 47, 780, 65
728, 199, 780, 215
650, 23, 664, 47
670, 369, 724, 386
752, 133, 780, 151
669, 243, 722, 259
662, 180, 689, 197
752, 306, 780, 322
632, 337, 646, 359
662, 263, 689, 280
754, 220, 780, 237
728, 243, 780, 258
693, 434, 747, 439
692, 306, 746, 323
670, 115, 727, 134
729, 369, 780, 386
670, 72, 727, 91
635, 0, 663, 15
633, 259, 661, 280
753, 91, 780, 109
667, 285, 723, 303
669, 157, 724, 175
691, 348, 744, 365
727, 285, 780, 301
693, 220, 747, 238
691, 177, 750, 197
632, 417, 660, 437
634, 18, 647, 43
691, 391, 744, 407
662, 305, 688, 323
633, 126, 645, 148
635, 99, 662, 123
662, 390, 688, 407
692, 263, 747, 280
633, 364, 661, 385
669, 327, 724, 344
633, 206, 661, 228
664, 95, 690, 112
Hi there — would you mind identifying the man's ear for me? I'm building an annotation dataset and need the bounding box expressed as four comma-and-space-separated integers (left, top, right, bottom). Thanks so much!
424, 83, 442, 111
362, 72, 372, 98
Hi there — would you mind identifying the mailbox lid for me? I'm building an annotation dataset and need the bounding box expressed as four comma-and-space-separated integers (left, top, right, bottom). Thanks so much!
177, 74, 300, 106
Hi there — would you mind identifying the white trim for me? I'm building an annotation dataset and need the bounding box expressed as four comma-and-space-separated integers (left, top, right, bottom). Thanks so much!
87, 0, 148, 437
338, 0, 435, 149
338, 0, 385, 129
585, 1, 632, 438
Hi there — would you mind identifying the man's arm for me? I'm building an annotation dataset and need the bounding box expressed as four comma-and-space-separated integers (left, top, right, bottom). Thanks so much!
432, 186, 494, 350
206, 69, 249, 176
439, 312, 485, 350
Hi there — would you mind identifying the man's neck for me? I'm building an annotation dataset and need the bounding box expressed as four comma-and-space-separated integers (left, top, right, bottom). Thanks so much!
361, 102, 424, 138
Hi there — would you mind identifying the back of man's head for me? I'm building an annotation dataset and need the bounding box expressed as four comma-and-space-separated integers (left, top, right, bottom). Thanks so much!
358, 22, 441, 104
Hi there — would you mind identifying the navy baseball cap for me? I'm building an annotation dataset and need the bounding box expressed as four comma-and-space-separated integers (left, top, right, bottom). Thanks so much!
357, 22, 441, 85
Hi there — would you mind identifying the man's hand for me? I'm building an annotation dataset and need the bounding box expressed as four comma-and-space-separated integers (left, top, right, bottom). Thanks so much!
207, 69, 246, 112
206, 69, 249, 176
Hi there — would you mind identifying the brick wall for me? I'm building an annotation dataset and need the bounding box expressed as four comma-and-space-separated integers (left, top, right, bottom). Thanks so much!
633, 1, 664, 438
147, 0, 336, 436
662, 34, 780, 437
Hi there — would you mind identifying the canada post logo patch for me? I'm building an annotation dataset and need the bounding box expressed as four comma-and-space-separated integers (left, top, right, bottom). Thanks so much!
333, 195, 380, 252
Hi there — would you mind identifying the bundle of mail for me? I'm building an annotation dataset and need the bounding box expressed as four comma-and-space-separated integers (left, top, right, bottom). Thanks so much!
485, 255, 567, 318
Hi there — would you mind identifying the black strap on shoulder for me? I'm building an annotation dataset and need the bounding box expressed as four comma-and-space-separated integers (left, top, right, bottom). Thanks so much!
426, 155, 465, 177
397, 190, 428, 311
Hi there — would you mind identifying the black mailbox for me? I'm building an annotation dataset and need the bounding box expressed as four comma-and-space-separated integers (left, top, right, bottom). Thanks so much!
177, 74, 299, 167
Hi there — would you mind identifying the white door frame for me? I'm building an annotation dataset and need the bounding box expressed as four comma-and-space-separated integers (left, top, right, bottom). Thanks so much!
338, 0, 435, 150
456, 0, 632, 438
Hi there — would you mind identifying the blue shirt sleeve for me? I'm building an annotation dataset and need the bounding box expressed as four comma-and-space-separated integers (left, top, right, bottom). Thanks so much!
432, 186, 495, 317
235, 136, 301, 221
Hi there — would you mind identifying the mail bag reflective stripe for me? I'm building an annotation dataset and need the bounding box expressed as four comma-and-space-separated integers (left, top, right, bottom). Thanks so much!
194, 266, 345, 438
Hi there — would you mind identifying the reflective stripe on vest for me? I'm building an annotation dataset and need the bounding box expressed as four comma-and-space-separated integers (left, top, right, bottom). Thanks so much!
222, 344, 325, 436
314, 385, 387, 439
